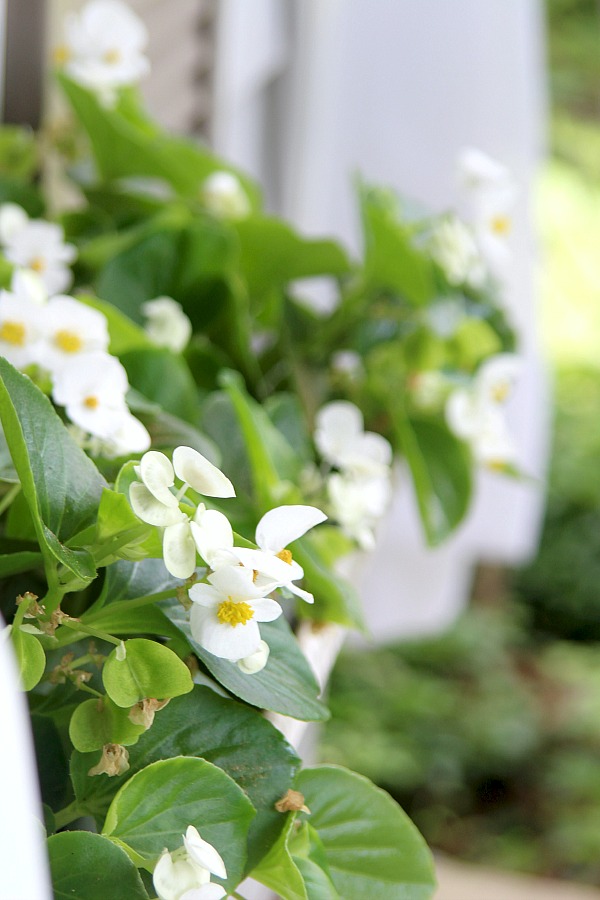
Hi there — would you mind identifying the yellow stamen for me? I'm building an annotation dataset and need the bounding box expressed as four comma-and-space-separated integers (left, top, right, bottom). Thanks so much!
217, 598, 254, 627
53, 44, 71, 66
491, 382, 510, 403
0, 320, 26, 346
83, 396, 99, 409
103, 48, 121, 65
490, 215, 511, 236
54, 329, 83, 354
29, 256, 46, 273
276, 549, 293, 565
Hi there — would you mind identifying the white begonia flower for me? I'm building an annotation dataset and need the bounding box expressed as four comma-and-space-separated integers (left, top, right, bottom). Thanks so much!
457, 147, 516, 282
200, 171, 250, 220
236, 640, 270, 675
429, 215, 486, 289
130, 447, 236, 580
183, 827, 227, 881
57, 0, 150, 98
10, 267, 48, 306
229, 505, 327, 604
327, 471, 391, 552
38, 295, 110, 375
0, 290, 45, 369
446, 353, 521, 468
331, 350, 364, 380
314, 401, 392, 477
0, 203, 29, 243
189, 506, 236, 570
142, 297, 192, 353
189, 565, 282, 661
1, 216, 76, 295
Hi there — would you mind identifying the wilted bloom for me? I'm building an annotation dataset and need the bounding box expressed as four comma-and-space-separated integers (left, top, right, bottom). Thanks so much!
57, 0, 150, 99
88, 743, 130, 777
142, 296, 192, 353
200, 171, 250, 220
0, 208, 76, 295
446, 353, 521, 468
153, 826, 226, 900
315, 401, 392, 477
189, 565, 281, 660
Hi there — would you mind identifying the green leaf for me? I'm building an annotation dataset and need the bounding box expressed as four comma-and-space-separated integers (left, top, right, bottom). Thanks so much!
69, 697, 146, 752
79, 293, 152, 355
0, 549, 43, 576
397, 414, 473, 545
48, 831, 149, 900
251, 814, 308, 900
296, 766, 436, 900
294, 856, 340, 900
71, 686, 300, 870
102, 756, 255, 889
163, 601, 330, 721
60, 75, 259, 203
94, 488, 162, 564
360, 184, 434, 305
293, 531, 365, 630
121, 346, 200, 424
10, 626, 45, 690
103, 639, 193, 707
0, 359, 105, 588
235, 216, 350, 303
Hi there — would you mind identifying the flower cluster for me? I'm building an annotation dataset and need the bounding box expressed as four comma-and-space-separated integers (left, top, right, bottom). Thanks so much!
430, 147, 516, 289
55, 0, 149, 103
0, 203, 150, 456
445, 353, 521, 469
153, 826, 227, 900
129, 446, 326, 669
314, 401, 393, 551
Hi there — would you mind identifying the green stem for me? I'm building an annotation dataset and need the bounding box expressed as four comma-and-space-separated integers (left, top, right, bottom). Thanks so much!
0, 482, 21, 517
59, 619, 121, 646
54, 801, 81, 830
92, 524, 150, 566
76, 682, 103, 699
84, 588, 178, 622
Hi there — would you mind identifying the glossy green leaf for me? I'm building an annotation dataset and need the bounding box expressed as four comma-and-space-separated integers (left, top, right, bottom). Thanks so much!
48, 831, 149, 900
71, 686, 300, 870
0, 358, 105, 588
162, 601, 329, 721
69, 697, 146, 752
397, 414, 472, 545
10, 626, 45, 690
103, 756, 255, 889
296, 766, 436, 900
121, 346, 200, 424
94, 488, 162, 564
251, 814, 308, 900
103, 639, 193, 707
0, 549, 42, 576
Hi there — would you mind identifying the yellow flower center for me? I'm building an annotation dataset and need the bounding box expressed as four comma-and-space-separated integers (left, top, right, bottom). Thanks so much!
30, 256, 46, 273
53, 45, 71, 66
103, 48, 121, 65
491, 382, 510, 403
83, 395, 99, 409
276, 549, 293, 565
0, 320, 26, 346
54, 329, 83, 354
217, 599, 254, 627
490, 215, 511, 236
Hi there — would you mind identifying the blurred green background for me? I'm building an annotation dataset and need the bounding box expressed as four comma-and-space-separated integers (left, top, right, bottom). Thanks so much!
322, 0, 600, 885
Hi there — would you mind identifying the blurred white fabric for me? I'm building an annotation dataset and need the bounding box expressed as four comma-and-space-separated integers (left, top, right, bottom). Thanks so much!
213, 0, 549, 639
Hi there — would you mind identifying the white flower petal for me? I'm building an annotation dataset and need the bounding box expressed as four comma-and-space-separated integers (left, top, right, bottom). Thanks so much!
153, 851, 209, 900
0, 203, 28, 243
207, 564, 266, 600
129, 483, 185, 527
181, 886, 227, 900
314, 401, 363, 465
190, 604, 261, 660
188, 583, 222, 609
163, 521, 197, 580
183, 827, 227, 880
256, 504, 327, 553
173, 446, 235, 498
190, 508, 234, 567
231, 547, 304, 586
140, 450, 178, 507
249, 597, 283, 623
